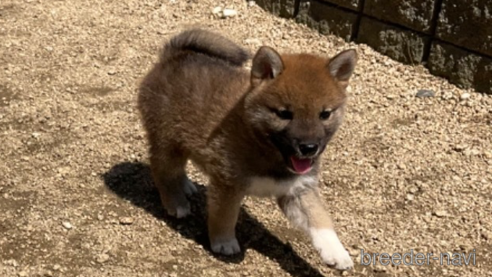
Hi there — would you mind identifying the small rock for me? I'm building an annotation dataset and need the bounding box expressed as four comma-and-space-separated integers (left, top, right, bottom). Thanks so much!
5, 259, 18, 267
212, 6, 222, 15
244, 38, 262, 46
119, 217, 134, 225
397, 163, 407, 170
222, 9, 238, 18
416, 89, 435, 98
248, 1, 255, 7
385, 94, 396, 100
18, 271, 27, 277
43, 270, 53, 277
453, 144, 468, 152
433, 210, 447, 218
409, 185, 418, 194
374, 265, 387, 272
460, 93, 471, 101
96, 253, 110, 264
62, 222, 72, 230
97, 214, 104, 221
348, 248, 359, 256
32, 132, 40, 139
464, 148, 480, 157
459, 244, 474, 251
406, 194, 414, 201
212, 7, 237, 18
53, 265, 60, 271
441, 91, 453, 100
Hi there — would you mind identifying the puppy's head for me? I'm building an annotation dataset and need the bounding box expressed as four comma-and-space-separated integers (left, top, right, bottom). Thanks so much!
244, 46, 357, 175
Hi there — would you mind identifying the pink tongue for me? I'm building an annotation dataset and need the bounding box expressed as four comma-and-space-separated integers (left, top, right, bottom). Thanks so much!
290, 156, 312, 174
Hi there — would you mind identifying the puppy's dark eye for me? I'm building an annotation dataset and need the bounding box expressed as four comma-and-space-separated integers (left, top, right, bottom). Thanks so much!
319, 110, 331, 120
274, 109, 293, 120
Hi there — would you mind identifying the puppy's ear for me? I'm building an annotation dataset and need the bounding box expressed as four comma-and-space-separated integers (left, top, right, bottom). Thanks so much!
251, 46, 284, 86
327, 49, 357, 88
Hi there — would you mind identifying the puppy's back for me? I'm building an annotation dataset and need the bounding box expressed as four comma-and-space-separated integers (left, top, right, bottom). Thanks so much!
138, 29, 250, 150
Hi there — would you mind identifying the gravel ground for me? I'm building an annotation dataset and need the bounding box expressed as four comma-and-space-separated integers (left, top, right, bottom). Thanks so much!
1, 0, 491, 276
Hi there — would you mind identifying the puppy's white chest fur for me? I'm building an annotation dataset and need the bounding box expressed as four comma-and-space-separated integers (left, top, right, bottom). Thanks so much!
246, 175, 317, 197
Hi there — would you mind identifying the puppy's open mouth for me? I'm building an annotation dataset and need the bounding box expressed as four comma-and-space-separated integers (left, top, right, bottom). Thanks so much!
288, 156, 314, 175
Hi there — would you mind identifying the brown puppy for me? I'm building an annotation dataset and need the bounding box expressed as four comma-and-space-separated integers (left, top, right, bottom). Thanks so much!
138, 29, 357, 270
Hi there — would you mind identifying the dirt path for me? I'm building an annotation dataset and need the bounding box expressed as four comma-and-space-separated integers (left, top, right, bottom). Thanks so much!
1, 0, 491, 276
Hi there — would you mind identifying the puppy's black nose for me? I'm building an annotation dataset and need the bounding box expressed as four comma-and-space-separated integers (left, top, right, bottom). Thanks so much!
298, 143, 319, 156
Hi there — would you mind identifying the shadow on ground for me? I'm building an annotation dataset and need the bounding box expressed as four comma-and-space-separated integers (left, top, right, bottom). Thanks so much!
102, 161, 329, 277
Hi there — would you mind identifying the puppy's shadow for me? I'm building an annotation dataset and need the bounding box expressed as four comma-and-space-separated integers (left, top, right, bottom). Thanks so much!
102, 162, 326, 277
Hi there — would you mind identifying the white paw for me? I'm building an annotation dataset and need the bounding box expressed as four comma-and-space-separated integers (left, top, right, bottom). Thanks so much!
211, 237, 240, 255
183, 177, 198, 195
310, 228, 354, 270
165, 202, 191, 219
320, 244, 353, 270
174, 204, 191, 218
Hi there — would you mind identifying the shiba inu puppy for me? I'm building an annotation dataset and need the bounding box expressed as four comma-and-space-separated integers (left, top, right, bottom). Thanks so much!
138, 29, 357, 270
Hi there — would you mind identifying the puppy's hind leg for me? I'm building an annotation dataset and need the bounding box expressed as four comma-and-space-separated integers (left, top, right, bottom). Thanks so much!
149, 143, 196, 218
277, 188, 353, 270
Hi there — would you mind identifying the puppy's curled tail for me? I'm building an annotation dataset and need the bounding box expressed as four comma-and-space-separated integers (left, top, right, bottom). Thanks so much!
160, 29, 250, 67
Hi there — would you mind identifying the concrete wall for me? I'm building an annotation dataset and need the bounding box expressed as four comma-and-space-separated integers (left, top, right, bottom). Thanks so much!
256, 0, 492, 94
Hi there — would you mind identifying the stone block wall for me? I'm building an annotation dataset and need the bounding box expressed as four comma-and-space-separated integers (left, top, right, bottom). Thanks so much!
256, 0, 492, 94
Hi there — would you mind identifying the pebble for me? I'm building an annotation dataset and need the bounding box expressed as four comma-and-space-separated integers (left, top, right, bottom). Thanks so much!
416, 89, 435, 98
212, 7, 238, 18
96, 253, 110, 264
62, 222, 72, 230
119, 217, 134, 225
432, 210, 447, 218
482, 231, 490, 241
212, 6, 222, 15
53, 264, 60, 271
222, 9, 238, 18
244, 38, 262, 46
460, 93, 471, 101
397, 163, 407, 170
453, 144, 468, 152
18, 271, 27, 277
408, 185, 418, 194
5, 259, 18, 267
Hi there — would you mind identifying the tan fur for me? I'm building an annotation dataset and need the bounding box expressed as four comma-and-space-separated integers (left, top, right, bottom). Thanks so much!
137, 29, 357, 270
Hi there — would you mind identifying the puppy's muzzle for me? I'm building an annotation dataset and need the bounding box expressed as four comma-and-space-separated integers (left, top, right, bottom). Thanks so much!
297, 143, 319, 158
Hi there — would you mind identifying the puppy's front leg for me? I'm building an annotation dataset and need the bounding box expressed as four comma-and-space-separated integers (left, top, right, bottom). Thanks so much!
207, 182, 245, 255
278, 188, 353, 270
